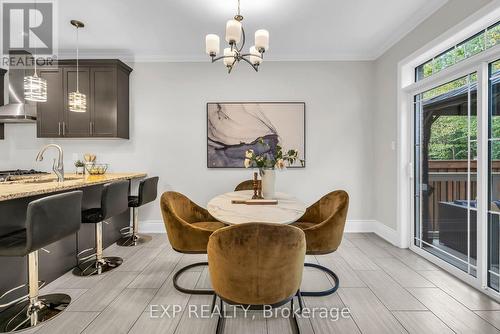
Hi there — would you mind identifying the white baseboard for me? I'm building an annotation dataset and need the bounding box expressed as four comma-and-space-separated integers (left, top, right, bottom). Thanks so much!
139, 219, 401, 247
344, 220, 400, 247
139, 220, 165, 234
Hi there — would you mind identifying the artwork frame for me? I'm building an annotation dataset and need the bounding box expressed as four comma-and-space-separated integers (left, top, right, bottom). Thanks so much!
207, 102, 306, 169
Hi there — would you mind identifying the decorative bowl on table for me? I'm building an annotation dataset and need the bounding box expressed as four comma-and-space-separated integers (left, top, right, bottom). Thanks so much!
85, 163, 109, 175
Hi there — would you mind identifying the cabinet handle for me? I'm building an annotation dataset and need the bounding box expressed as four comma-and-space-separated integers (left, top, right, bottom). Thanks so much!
62, 122, 66, 136
58, 122, 61, 136
89, 122, 92, 135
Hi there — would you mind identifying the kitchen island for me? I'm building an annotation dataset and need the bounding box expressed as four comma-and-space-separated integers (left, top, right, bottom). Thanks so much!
0, 173, 146, 201
0, 173, 146, 301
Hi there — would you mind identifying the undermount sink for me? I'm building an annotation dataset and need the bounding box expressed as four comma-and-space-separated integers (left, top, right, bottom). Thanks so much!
10, 176, 84, 184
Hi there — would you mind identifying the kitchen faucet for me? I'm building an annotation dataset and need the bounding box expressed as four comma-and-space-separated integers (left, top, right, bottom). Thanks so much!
35, 144, 64, 182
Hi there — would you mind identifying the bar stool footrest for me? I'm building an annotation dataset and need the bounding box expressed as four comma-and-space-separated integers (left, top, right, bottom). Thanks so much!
0, 281, 46, 309
73, 257, 123, 276
119, 227, 133, 236
76, 248, 97, 263
116, 233, 152, 247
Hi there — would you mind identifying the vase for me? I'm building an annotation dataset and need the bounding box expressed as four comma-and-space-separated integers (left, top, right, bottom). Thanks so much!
260, 169, 276, 199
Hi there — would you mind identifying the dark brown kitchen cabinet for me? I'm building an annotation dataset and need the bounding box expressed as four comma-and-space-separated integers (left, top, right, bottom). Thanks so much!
36, 68, 64, 137
36, 59, 131, 139
91, 67, 116, 137
63, 67, 91, 137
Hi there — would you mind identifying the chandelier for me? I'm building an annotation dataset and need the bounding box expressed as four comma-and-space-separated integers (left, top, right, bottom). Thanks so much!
205, 0, 269, 73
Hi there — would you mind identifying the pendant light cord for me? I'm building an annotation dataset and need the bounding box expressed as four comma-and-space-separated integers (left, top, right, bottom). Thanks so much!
76, 26, 79, 93
237, 0, 240, 16
33, 0, 38, 75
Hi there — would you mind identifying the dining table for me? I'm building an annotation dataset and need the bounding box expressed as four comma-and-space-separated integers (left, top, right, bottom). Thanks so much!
173, 189, 339, 298
205, 189, 339, 298
207, 190, 307, 225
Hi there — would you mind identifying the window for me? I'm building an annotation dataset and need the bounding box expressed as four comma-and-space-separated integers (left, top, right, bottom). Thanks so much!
416, 21, 500, 81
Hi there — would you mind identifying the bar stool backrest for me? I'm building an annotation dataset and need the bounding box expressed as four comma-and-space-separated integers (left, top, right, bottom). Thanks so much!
101, 180, 129, 220
138, 176, 159, 206
26, 191, 83, 254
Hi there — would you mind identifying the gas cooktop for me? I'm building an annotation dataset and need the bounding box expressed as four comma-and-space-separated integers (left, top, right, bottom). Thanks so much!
0, 169, 47, 176
0, 169, 48, 182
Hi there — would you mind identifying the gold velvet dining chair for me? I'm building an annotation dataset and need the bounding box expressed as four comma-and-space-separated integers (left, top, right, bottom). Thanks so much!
291, 190, 349, 296
208, 223, 306, 334
234, 180, 253, 191
160, 191, 227, 294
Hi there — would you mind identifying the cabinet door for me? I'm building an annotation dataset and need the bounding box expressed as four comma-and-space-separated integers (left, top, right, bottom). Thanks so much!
91, 67, 117, 137
63, 67, 91, 137
37, 68, 63, 137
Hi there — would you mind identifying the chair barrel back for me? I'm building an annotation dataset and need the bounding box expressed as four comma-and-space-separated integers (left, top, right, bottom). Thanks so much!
234, 180, 253, 191
208, 223, 305, 306
101, 180, 129, 220
138, 176, 159, 206
27, 191, 83, 253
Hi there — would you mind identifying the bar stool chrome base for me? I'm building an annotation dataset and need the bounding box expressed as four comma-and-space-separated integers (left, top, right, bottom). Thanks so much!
73, 257, 123, 276
0, 293, 70, 333
116, 233, 152, 247
117, 207, 152, 247
74, 221, 123, 276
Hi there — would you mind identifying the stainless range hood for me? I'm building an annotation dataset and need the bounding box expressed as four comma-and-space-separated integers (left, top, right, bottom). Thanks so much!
0, 62, 37, 123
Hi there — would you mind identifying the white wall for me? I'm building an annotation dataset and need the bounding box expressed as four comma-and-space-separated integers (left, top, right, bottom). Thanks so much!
0, 61, 375, 227
372, 0, 493, 230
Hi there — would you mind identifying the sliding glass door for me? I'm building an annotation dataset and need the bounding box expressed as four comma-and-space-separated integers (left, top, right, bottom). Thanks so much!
414, 73, 478, 276
489, 60, 500, 291
412, 57, 500, 294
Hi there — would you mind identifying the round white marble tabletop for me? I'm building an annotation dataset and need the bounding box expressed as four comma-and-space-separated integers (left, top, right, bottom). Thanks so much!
207, 190, 307, 225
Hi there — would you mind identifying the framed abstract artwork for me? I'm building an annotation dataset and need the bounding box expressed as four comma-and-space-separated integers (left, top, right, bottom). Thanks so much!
207, 102, 306, 168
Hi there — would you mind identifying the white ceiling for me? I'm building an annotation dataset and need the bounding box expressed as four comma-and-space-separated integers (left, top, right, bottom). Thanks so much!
55, 0, 448, 61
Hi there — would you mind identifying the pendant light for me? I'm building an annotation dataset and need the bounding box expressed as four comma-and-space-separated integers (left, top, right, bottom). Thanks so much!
24, 0, 47, 102
68, 20, 86, 113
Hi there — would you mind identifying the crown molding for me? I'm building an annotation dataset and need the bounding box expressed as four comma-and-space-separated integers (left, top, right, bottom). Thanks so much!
371, 0, 448, 59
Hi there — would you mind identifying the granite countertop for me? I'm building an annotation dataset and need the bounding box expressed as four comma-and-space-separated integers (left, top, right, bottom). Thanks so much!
0, 173, 147, 202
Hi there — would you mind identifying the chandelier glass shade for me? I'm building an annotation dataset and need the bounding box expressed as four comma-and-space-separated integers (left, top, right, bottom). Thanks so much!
69, 20, 87, 113
24, 73, 47, 102
68, 91, 87, 113
205, 0, 269, 73
24, 0, 47, 102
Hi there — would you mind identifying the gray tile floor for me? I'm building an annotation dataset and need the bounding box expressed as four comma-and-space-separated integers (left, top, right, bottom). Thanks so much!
21, 233, 500, 333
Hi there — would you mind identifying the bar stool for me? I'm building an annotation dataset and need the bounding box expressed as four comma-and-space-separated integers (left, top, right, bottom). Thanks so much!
117, 176, 159, 247
0, 191, 82, 332
74, 180, 129, 276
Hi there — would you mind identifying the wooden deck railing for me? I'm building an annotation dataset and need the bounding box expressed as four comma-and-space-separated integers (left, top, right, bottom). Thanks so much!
425, 160, 500, 230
